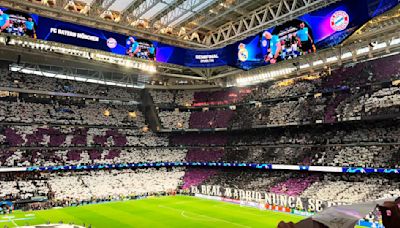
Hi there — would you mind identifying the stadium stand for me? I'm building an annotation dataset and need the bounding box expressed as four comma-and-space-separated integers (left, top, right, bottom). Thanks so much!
0, 23, 399, 228
0, 99, 143, 127
0, 168, 184, 203
150, 54, 400, 130
196, 169, 400, 204
0, 71, 141, 100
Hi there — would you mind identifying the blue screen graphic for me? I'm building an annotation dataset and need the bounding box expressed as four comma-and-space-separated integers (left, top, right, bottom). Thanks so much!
1, 0, 398, 70
36, 17, 127, 55
227, 0, 398, 70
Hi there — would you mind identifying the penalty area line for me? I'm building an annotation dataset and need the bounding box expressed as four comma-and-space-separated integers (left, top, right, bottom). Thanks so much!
158, 205, 250, 228
180, 211, 209, 221
9, 218, 18, 227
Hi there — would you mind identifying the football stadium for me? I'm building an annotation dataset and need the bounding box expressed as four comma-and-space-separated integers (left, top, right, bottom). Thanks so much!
0, 0, 399, 227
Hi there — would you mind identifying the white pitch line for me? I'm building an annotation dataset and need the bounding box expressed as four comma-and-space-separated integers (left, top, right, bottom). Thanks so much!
10, 218, 18, 228
180, 211, 209, 221
158, 205, 250, 228
171, 201, 190, 205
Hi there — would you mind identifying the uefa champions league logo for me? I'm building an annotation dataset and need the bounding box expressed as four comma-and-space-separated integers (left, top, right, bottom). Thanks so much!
107, 37, 117, 49
330, 10, 349, 31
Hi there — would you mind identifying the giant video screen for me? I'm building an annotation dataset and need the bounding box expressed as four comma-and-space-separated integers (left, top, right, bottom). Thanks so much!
227, 0, 399, 70
0, 0, 398, 70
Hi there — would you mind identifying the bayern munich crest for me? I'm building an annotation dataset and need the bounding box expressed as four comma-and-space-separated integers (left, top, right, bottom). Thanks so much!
107, 37, 117, 49
330, 10, 349, 31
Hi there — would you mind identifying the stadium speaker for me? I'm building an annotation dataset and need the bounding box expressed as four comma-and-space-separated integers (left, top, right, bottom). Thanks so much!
17, 55, 21, 65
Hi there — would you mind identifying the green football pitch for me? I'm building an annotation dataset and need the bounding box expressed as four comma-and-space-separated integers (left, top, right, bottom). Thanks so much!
0, 196, 305, 228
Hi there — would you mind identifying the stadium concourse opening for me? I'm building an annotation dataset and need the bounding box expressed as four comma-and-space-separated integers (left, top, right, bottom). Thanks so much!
0, 0, 399, 228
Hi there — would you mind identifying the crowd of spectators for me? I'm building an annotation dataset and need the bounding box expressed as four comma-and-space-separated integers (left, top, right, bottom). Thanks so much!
149, 90, 174, 105
202, 169, 288, 191
152, 54, 400, 130
269, 175, 318, 196
170, 133, 228, 146
0, 99, 144, 127
158, 109, 235, 129
198, 170, 400, 205
319, 146, 400, 168
182, 168, 218, 189
0, 54, 399, 214
0, 125, 168, 147
185, 148, 224, 162
218, 145, 400, 168
248, 79, 318, 101
0, 148, 187, 167
2, 167, 399, 213
300, 174, 400, 204
0, 179, 49, 200
227, 120, 400, 146
1, 54, 399, 132
0, 168, 184, 203
150, 88, 252, 107
154, 84, 399, 130
13, 124, 368, 168
164, 119, 400, 169
192, 89, 252, 106
151, 89, 252, 129
158, 111, 190, 129
47, 168, 184, 202
0, 71, 140, 100
232, 83, 400, 128
149, 90, 193, 106
189, 109, 235, 129
2, 122, 399, 169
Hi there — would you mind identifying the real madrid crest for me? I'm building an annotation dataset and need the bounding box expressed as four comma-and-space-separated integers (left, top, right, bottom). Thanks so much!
238, 43, 249, 62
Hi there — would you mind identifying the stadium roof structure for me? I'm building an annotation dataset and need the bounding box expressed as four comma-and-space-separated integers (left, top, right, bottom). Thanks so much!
5, 0, 340, 48
0, 1, 399, 88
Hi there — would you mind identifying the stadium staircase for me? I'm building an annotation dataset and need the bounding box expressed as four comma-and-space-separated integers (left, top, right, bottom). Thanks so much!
141, 89, 162, 132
